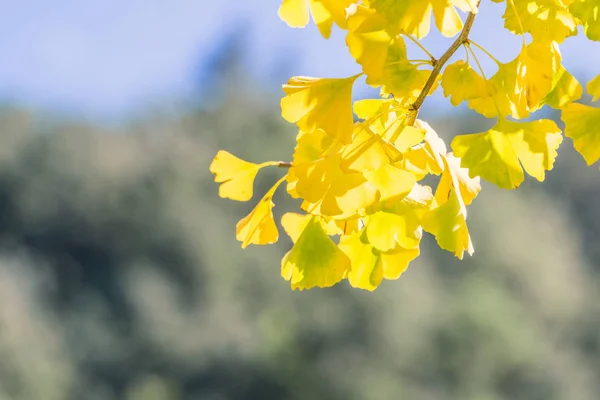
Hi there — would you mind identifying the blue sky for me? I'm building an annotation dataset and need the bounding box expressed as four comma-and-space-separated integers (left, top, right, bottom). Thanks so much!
1, 1, 599, 121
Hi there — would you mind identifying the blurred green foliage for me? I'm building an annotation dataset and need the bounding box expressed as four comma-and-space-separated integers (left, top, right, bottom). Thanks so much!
0, 82, 599, 400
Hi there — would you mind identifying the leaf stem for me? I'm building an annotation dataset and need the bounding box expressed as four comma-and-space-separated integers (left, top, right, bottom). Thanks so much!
403, 34, 436, 61
466, 43, 502, 116
408, 1, 480, 124
468, 40, 502, 65
278, 162, 293, 168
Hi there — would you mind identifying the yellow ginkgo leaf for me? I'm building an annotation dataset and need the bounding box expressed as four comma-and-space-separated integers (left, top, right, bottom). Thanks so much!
569, 0, 600, 42
561, 103, 600, 165
586, 74, 600, 102
281, 212, 345, 242
442, 60, 488, 106
422, 154, 478, 259
352, 99, 419, 147
305, 172, 379, 217
286, 129, 333, 197
340, 125, 403, 172
399, 119, 447, 177
210, 150, 276, 201
362, 164, 416, 202
503, 0, 578, 43
365, 184, 433, 251
291, 153, 379, 217
379, 39, 429, 102
236, 177, 285, 248
365, 211, 422, 251
347, 11, 428, 103
353, 98, 398, 121
422, 187, 474, 259
346, 4, 394, 84
279, 0, 357, 38
435, 153, 481, 207
468, 42, 559, 119
520, 42, 561, 111
338, 232, 418, 291
281, 216, 351, 290
279, 0, 310, 29
368, 0, 470, 39
281, 75, 360, 144
541, 65, 582, 108
451, 119, 563, 189
391, 125, 426, 152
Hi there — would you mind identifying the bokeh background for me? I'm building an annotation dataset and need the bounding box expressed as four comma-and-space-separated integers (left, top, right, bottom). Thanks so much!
1, 1, 600, 399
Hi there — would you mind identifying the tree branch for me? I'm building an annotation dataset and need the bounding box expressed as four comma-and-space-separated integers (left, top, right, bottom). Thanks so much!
409, 3, 480, 121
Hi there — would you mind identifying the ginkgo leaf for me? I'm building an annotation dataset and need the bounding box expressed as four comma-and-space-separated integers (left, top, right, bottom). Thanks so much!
348, 16, 428, 103
422, 154, 478, 259
540, 65, 582, 108
346, 5, 394, 83
362, 164, 416, 202
391, 125, 427, 152
281, 212, 344, 242
352, 99, 420, 147
379, 39, 429, 101
520, 42, 561, 111
569, 0, 600, 41
468, 42, 560, 119
281, 216, 351, 290
561, 103, 600, 165
368, 0, 474, 39
353, 98, 398, 120
435, 153, 481, 207
279, 0, 310, 29
236, 177, 285, 248
210, 150, 276, 201
365, 184, 433, 251
586, 74, 600, 102
291, 153, 379, 217
338, 231, 418, 291
287, 131, 383, 219
341, 125, 403, 172
286, 129, 334, 198
281, 75, 360, 144
442, 60, 488, 106
451, 119, 563, 189
422, 187, 474, 259
399, 119, 447, 178
279, 0, 357, 38
503, 0, 578, 43
365, 210, 422, 251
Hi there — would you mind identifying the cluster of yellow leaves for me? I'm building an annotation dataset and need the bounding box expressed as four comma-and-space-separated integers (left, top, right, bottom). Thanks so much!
211, 91, 481, 291
209, 0, 600, 291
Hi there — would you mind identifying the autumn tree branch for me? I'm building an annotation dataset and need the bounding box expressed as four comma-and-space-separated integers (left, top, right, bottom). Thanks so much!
409, 2, 481, 122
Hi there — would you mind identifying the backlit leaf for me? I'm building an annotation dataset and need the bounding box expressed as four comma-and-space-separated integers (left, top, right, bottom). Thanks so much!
586, 74, 600, 102
367, 0, 477, 39
281, 75, 360, 144
279, 0, 357, 38
236, 177, 285, 248
451, 119, 563, 189
503, 0, 578, 43
281, 216, 351, 290
210, 150, 275, 202
561, 103, 600, 165
442, 60, 488, 106
569, 0, 600, 41
338, 232, 418, 291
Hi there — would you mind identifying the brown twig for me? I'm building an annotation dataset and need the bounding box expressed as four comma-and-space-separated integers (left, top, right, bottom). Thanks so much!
277, 162, 292, 168
409, 2, 480, 123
